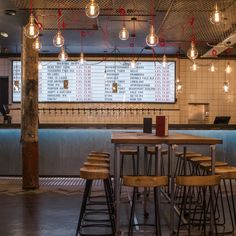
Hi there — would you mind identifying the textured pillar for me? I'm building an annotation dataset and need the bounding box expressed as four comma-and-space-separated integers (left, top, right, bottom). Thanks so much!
21, 31, 39, 189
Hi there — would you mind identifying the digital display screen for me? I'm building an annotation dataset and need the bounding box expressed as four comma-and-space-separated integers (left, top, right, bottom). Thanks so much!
12, 60, 176, 103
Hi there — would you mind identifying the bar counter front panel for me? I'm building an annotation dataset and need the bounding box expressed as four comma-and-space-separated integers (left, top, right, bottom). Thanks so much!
0, 127, 234, 176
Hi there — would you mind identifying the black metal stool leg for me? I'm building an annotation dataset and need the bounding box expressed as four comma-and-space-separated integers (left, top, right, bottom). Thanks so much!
76, 179, 93, 236
129, 187, 137, 236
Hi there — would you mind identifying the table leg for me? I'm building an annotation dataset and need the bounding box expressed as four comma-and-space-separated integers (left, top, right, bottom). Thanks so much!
210, 145, 216, 234
170, 144, 177, 236
114, 144, 121, 236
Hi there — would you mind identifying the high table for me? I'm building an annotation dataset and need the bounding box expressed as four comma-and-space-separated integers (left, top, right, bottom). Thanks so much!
111, 131, 222, 236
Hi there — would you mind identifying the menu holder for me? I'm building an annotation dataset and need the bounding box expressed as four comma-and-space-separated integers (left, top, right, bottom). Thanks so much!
156, 116, 168, 136
143, 118, 152, 133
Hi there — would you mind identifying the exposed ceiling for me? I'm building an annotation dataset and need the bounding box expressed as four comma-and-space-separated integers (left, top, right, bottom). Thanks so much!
0, 0, 236, 57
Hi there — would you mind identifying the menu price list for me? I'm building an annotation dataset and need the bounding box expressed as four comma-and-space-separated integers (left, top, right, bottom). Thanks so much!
12, 60, 175, 103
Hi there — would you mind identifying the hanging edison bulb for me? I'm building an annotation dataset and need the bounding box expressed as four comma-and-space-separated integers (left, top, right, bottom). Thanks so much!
225, 62, 232, 74
176, 79, 183, 94
209, 62, 216, 72
130, 59, 136, 69
210, 4, 224, 25
187, 41, 198, 60
162, 54, 167, 68
79, 52, 85, 64
119, 26, 129, 40
190, 61, 198, 71
32, 37, 42, 51
24, 14, 39, 39
38, 61, 42, 70
146, 25, 158, 47
58, 47, 68, 61
223, 81, 229, 93
85, 0, 100, 18
53, 31, 65, 47
112, 82, 118, 93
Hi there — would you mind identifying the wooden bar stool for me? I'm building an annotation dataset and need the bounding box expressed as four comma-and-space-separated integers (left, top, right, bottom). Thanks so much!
146, 147, 168, 175
176, 175, 221, 236
188, 156, 212, 175
76, 166, 115, 236
175, 152, 202, 176
120, 147, 139, 176
123, 175, 168, 236
199, 161, 228, 174
214, 166, 236, 234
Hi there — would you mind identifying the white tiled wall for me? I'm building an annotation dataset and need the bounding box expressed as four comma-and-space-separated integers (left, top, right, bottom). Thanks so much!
1, 57, 235, 124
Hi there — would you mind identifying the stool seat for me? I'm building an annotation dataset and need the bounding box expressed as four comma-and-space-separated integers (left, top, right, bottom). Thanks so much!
87, 156, 110, 163
215, 166, 236, 179
175, 151, 201, 158
90, 151, 110, 157
88, 153, 110, 159
80, 167, 109, 180
189, 156, 212, 163
147, 147, 168, 155
84, 161, 109, 169
176, 175, 221, 187
123, 175, 168, 188
120, 149, 138, 155
199, 161, 228, 169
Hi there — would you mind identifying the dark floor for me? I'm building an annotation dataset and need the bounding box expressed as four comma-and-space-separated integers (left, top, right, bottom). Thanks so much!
0, 177, 235, 236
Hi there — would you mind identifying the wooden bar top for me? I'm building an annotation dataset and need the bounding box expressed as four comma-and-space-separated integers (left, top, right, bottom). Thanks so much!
111, 132, 223, 145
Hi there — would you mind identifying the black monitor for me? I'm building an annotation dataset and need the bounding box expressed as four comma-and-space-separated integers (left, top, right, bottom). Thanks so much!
213, 116, 231, 124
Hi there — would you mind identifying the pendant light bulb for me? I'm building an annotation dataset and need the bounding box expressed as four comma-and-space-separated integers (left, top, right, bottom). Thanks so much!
53, 31, 65, 47
176, 79, 183, 94
85, 0, 100, 18
190, 61, 198, 71
210, 4, 224, 25
79, 52, 85, 64
130, 59, 136, 69
24, 14, 39, 39
162, 54, 167, 68
223, 81, 229, 93
119, 26, 129, 40
146, 25, 158, 47
225, 62, 232, 74
209, 62, 216, 72
187, 41, 198, 60
112, 82, 118, 93
58, 47, 68, 61
32, 37, 42, 51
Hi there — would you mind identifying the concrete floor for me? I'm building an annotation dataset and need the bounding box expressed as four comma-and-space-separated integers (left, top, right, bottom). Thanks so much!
0, 177, 235, 236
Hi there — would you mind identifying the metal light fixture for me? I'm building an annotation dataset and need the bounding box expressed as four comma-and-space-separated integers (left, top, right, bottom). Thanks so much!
162, 54, 167, 68
53, 31, 64, 47
24, 13, 39, 39
85, 0, 100, 18
190, 61, 198, 71
130, 59, 136, 69
32, 37, 42, 51
209, 62, 216, 72
119, 26, 129, 40
210, 4, 224, 25
146, 25, 158, 47
58, 47, 68, 61
187, 41, 198, 60
225, 62, 232, 74
223, 81, 229, 93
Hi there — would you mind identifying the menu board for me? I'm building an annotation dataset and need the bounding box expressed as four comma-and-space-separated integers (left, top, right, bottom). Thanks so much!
12, 60, 176, 103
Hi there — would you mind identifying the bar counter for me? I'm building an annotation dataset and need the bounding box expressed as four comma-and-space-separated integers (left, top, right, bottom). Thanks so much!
0, 124, 235, 176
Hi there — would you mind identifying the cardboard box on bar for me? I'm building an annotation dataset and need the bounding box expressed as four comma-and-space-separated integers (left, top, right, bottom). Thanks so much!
156, 116, 169, 136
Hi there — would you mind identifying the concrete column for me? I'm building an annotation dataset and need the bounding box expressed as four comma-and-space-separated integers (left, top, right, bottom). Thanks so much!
21, 31, 39, 189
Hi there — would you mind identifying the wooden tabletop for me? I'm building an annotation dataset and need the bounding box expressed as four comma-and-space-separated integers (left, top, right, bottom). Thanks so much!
111, 132, 223, 145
